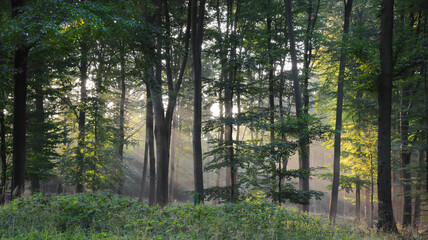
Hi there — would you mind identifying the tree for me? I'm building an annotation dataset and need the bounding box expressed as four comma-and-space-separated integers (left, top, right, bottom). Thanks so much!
285, 0, 308, 212
377, 0, 397, 232
329, 0, 353, 223
142, 0, 191, 206
191, 0, 206, 201
10, 0, 31, 199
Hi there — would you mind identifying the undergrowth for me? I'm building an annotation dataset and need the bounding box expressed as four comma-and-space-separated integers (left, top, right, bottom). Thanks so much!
0, 192, 421, 239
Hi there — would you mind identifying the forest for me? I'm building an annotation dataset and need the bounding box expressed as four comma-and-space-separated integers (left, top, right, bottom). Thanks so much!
0, 0, 427, 239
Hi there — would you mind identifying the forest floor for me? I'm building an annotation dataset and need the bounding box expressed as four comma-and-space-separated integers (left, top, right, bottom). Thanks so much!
0, 192, 425, 239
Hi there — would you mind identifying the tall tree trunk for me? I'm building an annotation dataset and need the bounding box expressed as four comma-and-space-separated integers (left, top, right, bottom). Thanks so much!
285, 0, 307, 212
215, 0, 225, 192
424, 58, 428, 197
11, 48, 30, 198
400, 84, 412, 226
267, 0, 278, 204
267, 0, 275, 144
151, 0, 170, 207
117, 41, 127, 195
377, 0, 397, 232
225, 85, 234, 200
76, 38, 89, 194
302, 0, 320, 208
216, 90, 224, 190
225, 0, 239, 202
191, 0, 206, 202
0, 106, 6, 204
92, 48, 106, 192
329, 0, 353, 222
10, 0, 30, 201
146, 87, 156, 206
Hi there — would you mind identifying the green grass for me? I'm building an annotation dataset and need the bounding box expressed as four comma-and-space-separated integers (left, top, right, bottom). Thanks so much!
0, 192, 422, 239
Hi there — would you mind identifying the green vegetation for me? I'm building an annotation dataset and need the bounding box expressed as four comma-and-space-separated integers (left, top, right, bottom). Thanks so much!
0, 193, 417, 239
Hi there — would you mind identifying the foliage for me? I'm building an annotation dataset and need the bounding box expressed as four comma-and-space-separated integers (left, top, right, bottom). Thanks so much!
0, 193, 418, 239
204, 108, 330, 204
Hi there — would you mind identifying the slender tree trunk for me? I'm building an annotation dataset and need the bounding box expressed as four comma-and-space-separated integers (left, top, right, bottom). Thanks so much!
146, 88, 156, 206
267, 0, 278, 204
224, 0, 236, 201
365, 188, 370, 225
169, 112, 178, 201
191, 0, 206, 202
329, 0, 353, 222
267, 0, 275, 145
424, 59, 428, 196
400, 84, 412, 226
117, 41, 127, 195
91, 49, 105, 192
216, 90, 224, 189
215, 0, 224, 192
356, 175, 361, 221
175, 121, 182, 196
0, 107, 6, 204
302, 0, 320, 208
285, 0, 308, 212
225, 86, 234, 200
377, 0, 397, 232
76, 39, 89, 194
413, 150, 423, 226
139, 140, 149, 202
370, 153, 374, 227
30, 85, 44, 193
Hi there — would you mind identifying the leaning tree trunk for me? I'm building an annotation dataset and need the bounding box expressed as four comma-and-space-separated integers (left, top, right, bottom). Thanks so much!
329, 0, 353, 222
377, 0, 397, 232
